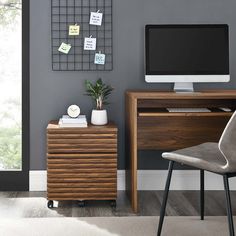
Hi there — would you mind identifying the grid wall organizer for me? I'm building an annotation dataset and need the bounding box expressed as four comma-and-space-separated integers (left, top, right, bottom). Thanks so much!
51, 0, 113, 71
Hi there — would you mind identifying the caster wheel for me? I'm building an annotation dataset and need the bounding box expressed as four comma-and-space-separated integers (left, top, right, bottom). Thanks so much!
78, 200, 85, 207
47, 200, 54, 209
110, 200, 116, 208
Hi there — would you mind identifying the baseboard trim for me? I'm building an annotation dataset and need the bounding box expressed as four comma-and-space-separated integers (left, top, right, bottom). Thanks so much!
29, 170, 236, 191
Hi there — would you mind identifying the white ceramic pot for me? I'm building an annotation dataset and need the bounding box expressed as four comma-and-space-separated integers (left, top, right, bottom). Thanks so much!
91, 109, 108, 125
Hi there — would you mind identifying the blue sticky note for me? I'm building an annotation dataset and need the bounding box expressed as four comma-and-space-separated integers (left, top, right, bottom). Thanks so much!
94, 53, 106, 65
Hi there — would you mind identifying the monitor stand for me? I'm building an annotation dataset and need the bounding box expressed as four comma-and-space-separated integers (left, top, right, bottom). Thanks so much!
174, 82, 194, 93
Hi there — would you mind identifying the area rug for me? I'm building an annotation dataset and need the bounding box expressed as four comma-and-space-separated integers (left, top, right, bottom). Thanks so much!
0, 216, 233, 236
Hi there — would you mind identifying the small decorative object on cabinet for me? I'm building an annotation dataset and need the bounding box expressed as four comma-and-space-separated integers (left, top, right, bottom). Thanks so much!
67, 104, 80, 118
85, 78, 114, 126
47, 121, 118, 208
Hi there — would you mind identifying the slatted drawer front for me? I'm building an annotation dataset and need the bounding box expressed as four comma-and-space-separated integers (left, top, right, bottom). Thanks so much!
47, 122, 118, 201
47, 157, 117, 200
47, 132, 117, 154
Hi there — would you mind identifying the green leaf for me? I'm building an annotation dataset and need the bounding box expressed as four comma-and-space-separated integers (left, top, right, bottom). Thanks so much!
84, 78, 114, 109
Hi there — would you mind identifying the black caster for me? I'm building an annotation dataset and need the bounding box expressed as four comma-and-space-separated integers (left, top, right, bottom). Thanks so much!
78, 200, 85, 207
47, 200, 54, 209
110, 200, 116, 208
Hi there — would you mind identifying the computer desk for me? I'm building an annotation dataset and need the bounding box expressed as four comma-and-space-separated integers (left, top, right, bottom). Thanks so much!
125, 90, 236, 213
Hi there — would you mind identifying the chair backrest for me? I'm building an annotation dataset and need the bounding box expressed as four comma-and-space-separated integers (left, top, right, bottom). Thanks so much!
219, 111, 236, 167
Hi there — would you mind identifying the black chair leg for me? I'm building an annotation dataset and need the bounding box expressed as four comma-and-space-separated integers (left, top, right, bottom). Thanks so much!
157, 161, 174, 236
200, 169, 204, 220
223, 175, 235, 236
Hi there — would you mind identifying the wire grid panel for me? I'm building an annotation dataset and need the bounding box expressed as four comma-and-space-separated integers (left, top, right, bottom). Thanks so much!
51, 0, 112, 71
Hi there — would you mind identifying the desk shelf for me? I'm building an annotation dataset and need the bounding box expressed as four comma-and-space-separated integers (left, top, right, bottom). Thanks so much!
138, 108, 234, 117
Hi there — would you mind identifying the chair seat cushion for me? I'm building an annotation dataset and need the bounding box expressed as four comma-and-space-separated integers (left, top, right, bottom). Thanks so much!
162, 142, 229, 174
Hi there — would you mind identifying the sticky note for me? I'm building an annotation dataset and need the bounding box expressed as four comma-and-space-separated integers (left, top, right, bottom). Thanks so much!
84, 37, 96, 50
89, 11, 103, 26
94, 53, 106, 65
58, 42, 71, 54
69, 24, 80, 36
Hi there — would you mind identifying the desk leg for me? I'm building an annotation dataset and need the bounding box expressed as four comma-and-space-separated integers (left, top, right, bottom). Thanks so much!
126, 146, 138, 213
125, 95, 138, 213
131, 148, 138, 213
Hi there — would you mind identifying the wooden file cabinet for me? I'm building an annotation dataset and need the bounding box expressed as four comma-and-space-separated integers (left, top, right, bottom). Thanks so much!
46, 121, 118, 208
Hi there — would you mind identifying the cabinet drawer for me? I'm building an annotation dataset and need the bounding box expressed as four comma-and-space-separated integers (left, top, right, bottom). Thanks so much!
47, 124, 117, 154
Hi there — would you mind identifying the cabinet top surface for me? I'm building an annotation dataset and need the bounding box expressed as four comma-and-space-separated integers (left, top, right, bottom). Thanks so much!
47, 121, 117, 130
126, 90, 236, 99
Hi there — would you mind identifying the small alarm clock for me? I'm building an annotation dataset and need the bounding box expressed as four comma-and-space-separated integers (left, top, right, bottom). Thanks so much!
67, 104, 80, 118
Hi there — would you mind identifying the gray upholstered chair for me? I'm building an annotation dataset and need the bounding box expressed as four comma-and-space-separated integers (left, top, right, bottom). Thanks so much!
157, 111, 236, 236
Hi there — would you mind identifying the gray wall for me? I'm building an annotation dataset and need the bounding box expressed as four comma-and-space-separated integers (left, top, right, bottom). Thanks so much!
30, 0, 236, 170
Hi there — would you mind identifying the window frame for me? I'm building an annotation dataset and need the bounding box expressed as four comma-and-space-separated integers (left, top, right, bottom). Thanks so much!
0, 0, 30, 191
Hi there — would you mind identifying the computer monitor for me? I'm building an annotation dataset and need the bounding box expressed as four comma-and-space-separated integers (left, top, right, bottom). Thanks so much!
145, 24, 230, 92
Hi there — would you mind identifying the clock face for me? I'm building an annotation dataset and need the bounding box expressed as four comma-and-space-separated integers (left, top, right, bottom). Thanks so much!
67, 105, 80, 118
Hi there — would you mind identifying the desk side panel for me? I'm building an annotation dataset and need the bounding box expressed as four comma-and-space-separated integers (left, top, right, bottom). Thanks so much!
125, 93, 138, 212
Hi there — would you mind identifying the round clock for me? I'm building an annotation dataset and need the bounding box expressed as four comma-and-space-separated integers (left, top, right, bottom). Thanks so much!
67, 104, 80, 118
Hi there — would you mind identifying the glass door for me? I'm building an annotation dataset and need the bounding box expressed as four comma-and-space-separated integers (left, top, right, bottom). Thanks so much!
0, 0, 29, 190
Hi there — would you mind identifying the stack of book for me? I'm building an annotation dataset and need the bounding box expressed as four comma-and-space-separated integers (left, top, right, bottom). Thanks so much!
59, 115, 88, 128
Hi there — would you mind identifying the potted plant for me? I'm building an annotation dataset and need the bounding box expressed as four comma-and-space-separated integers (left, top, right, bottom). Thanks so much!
85, 78, 114, 125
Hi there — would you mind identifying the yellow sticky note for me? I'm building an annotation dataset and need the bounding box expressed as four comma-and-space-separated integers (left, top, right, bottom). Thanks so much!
58, 42, 71, 54
69, 24, 80, 36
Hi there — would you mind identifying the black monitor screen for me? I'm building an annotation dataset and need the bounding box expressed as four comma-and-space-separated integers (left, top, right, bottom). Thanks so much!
145, 25, 229, 75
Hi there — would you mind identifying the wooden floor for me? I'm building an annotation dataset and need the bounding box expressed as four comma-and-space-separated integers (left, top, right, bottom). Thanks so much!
0, 191, 235, 217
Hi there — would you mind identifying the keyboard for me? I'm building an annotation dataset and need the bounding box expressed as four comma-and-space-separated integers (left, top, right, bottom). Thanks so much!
167, 108, 211, 113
